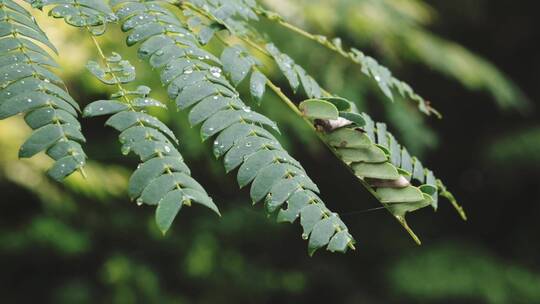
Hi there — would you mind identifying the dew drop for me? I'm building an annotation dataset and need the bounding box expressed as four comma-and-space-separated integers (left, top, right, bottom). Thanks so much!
210, 67, 222, 77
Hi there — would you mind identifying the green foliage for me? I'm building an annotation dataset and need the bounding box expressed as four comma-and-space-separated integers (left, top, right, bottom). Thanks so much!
0, 0, 86, 181
1, 0, 538, 303
6, 0, 483, 255
30, 0, 117, 33
112, 0, 354, 255
83, 52, 218, 234
269, 0, 529, 112
267, 37, 436, 116
301, 97, 465, 242
179, 0, 467, 241
29, 0, 218, 235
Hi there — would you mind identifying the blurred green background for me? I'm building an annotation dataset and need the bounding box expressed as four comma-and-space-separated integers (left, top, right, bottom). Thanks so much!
1, 0, 539, 303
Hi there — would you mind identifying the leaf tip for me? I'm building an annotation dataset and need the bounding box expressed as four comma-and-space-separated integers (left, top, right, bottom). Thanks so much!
395, 216, 422, 245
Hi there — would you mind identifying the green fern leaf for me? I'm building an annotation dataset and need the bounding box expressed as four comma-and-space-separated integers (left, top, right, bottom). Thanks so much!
182, 0, 441, 115
82, 52, 219, 234
0, 0, 86, 181
197, 1, 463, 238
300, 97, 466, 241
113, 0, 355, 255
29, 0, 117, 33
251, 6, 439, 116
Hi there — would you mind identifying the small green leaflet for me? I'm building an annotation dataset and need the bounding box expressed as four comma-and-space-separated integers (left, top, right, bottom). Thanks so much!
299, 99, 339, 120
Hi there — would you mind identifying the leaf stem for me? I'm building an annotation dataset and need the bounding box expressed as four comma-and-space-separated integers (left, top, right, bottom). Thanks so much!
88, 33, 131, 107
256, 9, 347, 56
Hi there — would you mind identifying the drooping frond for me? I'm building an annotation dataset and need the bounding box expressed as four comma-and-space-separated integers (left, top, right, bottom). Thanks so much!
299, 96, 466, 243
13, 0, 472, 253
112, 0, 355, 255
179, 2, 465, 242
26, 0, 219, 234
82, 52, 219, 234
0, 0, 86, 181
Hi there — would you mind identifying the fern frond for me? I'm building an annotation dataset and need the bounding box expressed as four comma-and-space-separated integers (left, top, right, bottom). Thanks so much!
82, 52, 219, 234
254, 43, 466, 225
27, 0, 219, 233
181, 0, 437, 116
28, 0, 117, 34
0, 0, 86, 181
259, 8, 438, 116
179, 2, 465, 242
112, 0, 355, 255
300, 97, 467, 242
